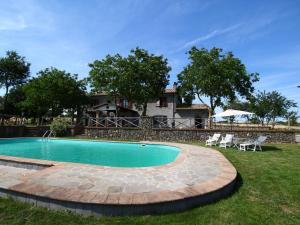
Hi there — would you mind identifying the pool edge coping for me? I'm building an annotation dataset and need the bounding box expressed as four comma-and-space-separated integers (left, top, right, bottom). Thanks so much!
0, 141, 237, 215
0, 137, 185, 169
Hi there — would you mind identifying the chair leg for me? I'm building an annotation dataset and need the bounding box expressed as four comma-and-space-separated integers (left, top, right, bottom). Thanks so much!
253, 144, 256, 151
240, 145, 245, 151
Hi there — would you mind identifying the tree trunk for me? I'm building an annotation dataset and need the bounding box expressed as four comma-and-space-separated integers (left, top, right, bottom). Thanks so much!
1, 86, 9, 125
71, 109, 75, 124
261, 118, 264, 126
272, 117, 276, 129
38, 117, 42, 126
76, 105, 82, 125
142, 103, 147, 116
209, 97, 215, 129
4, 86, 9, 109
114, 96, 118, 117
208, 108, 213, 128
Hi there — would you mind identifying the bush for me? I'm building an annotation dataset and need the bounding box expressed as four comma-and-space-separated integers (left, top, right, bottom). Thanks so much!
50, 117, 69, 136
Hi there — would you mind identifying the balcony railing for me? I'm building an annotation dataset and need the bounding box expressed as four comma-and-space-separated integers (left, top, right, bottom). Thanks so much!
87, 116, 207, 129
88, 117, 142, 128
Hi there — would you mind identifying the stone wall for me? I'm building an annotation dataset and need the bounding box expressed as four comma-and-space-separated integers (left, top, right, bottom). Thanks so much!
0, 126, 25, 137
24, 126, 50, 137
0, 126, 75, 137
85, 127, 295, 143
0, 125, 295, 143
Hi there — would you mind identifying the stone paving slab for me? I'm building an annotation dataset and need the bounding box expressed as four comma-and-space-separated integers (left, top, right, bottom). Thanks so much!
0, 165, 37, 189
0, 142, 237, 214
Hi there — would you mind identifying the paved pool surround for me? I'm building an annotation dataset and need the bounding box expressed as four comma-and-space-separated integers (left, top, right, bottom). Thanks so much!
0, 141, 237, 216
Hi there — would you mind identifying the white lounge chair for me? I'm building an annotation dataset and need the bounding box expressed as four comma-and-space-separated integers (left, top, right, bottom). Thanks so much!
239, 136, 267, 151
219, 134, 234, 149
206, 133, 221, 146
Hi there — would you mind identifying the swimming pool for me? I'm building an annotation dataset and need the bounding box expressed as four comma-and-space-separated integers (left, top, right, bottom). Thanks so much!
0, 138, 180, 167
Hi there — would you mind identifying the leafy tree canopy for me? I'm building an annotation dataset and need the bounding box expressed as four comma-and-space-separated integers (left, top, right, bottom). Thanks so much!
89, 54, 123, 96
3, 85, 26, 117
250, 91, 297, 126
177, 47, 259, 115
284, 111, 298, 126
0, 96, 3, 112
121, 48, 170, 115
0, 51, 30, 114
21, 68, 88, 122
89, 47, 170, 116
223, 98, 250, 111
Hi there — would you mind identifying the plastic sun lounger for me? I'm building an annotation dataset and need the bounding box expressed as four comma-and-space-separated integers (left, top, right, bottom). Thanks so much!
206, 133, 221, 146
239, 136, 268, 151
219, 134, 234, 149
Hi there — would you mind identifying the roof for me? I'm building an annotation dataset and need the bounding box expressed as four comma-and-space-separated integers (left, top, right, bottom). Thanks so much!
164, 87, 176, 93
93, 85, 177, 96
176, 104, 210, 110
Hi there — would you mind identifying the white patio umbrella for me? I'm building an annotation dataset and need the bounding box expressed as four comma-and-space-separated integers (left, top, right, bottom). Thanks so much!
211, 109, 254, 118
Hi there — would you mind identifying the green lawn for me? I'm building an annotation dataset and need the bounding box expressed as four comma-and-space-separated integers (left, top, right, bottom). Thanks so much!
0, 143, 299, 225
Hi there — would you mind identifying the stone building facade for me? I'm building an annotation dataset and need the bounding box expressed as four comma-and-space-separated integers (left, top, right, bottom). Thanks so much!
87, 83, 210, 128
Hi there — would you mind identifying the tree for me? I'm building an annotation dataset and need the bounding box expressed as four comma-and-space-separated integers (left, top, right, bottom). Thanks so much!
250, 91, 273, 125
121, 48, 170, 115
0, 51, 30, 113
21, 68, 88, 124
3, 85, 27, 117
250, 91, 297, 126
223, 98, 250, 111
267, 91, 297, 127
284, 111, 298, 127
177, 47, 259, 116
89, 47, 171, 116
0, 96, 3, 113
89, 54, 124, 116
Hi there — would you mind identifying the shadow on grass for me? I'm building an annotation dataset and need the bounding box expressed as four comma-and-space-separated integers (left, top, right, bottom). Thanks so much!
233, 172, 243, 193
261, 145, 282, 152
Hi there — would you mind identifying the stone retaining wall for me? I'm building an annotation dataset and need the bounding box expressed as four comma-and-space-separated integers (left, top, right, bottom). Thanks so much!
0, 126, 25, 137
85, 127, 295, 143
0, 126, 76, 137
0, 125, 295, 143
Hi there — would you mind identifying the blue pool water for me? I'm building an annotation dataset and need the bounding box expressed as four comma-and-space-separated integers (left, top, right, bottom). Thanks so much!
0, 138, 180, 167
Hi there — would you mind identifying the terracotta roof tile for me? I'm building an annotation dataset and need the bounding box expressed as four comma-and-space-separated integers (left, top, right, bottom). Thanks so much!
176, 104, 210, 110
94, 86, 177, 96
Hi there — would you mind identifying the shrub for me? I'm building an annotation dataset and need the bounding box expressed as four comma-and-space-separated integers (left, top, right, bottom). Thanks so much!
50, 117, 69, 136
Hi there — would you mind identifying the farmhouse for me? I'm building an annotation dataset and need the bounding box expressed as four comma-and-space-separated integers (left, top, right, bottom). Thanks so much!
87, 83, 210, 128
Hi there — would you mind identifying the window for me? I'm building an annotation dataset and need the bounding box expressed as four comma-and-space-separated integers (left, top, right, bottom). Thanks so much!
119, 99, 129, 108
157, 97, 167, 107
123, 99, 128, 108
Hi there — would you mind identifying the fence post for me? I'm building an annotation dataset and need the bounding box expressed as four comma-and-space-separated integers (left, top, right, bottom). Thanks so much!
140, 116, 152, 130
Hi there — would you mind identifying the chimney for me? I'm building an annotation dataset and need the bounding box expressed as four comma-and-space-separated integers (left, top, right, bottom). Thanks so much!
173, 82, 177, 91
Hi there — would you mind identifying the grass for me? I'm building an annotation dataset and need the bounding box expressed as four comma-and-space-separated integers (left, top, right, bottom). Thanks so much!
0, 143, 299, 225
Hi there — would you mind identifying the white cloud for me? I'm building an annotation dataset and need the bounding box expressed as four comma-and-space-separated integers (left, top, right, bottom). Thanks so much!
0, 0, 54, 32
250, 51, 300, 70
175, 11, 282, 53
0, 15, 27, 31
177, 24, 242, 51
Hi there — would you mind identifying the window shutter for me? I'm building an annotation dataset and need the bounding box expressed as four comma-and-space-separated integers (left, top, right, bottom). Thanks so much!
156, 100, 160, 107
119, 99, 123, 107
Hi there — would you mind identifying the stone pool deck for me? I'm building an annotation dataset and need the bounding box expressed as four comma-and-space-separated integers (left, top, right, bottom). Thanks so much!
0, 142, 237, 216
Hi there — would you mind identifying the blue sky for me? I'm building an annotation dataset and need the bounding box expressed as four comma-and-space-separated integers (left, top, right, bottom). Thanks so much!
0, 0, 299, 115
